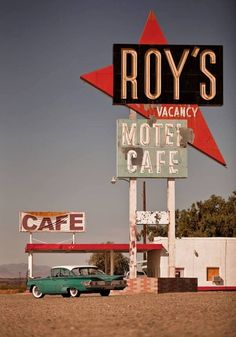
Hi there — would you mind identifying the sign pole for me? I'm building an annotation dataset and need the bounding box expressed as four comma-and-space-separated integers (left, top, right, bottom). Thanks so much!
27, 233, 33, 278
110, 250, 114, 275
129, 109, 137, 279
28, 253, 33, 278
167, 178, 176, 277
143, 181, 147, 261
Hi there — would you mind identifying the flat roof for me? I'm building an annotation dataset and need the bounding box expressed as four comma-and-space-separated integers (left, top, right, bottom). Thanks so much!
25, 243, 163, 253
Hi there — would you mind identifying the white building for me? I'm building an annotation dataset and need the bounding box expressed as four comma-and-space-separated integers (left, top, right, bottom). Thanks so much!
147, 237, 236, 287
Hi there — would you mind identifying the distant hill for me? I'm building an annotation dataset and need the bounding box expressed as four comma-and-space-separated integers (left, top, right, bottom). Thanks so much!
0, 263, 51, 278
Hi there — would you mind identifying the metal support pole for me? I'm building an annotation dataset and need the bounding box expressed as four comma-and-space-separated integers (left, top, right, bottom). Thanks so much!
28, 233, 33, 278
129, 177, 137, 279
72, 233, 75, 244
167, 178, 176, 277
143, 181, 147, 261
105, 252, 108, 274
28, 253, 33, 278
129, 109, 137, 279
110, 250, 114, 275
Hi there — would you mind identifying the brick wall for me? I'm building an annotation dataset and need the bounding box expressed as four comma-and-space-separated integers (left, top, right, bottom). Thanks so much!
111, 277, 198, 295
157, 278, 198, 293
111, 277, 157, 295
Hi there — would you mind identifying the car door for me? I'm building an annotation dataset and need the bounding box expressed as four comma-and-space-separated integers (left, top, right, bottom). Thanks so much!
58, 268, 72, 292
44, 268, 63, 294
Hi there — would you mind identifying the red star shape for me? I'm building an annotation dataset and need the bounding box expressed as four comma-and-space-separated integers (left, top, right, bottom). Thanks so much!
80, 11, 226, 166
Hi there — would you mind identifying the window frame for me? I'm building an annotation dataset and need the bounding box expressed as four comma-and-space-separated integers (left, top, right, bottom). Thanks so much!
206, 267, 220, 281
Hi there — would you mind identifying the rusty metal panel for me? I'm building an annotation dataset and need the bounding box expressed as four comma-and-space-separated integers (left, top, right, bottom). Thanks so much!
19, 211, 85, 233
117, 119, 188, 178
136, 211, 169, 225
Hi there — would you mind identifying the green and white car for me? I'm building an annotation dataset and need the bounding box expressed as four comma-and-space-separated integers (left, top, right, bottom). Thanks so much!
27, 265, 127, 299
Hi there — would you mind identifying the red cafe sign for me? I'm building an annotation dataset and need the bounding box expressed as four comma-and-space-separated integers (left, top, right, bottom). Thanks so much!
19, 211, 85, 233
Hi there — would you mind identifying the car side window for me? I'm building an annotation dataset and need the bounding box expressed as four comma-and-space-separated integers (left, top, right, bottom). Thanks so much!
51, 268, 60, 277
71, 268, 80, 276
60, 268, 70, 277
51, 268, 70, 277
79, 268, 88, 276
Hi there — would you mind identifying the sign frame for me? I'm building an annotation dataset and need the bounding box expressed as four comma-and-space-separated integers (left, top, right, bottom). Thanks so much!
117, 118, 188, 178
113, 44, 223, 105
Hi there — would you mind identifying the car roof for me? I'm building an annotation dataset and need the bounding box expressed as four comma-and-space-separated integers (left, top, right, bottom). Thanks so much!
52, 265, 98, 271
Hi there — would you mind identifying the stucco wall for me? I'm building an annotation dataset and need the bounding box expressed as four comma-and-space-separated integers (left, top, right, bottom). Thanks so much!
152, 237, 236, 286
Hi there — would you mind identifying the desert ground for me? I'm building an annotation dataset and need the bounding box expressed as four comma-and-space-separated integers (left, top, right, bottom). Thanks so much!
0, 292, 235, 337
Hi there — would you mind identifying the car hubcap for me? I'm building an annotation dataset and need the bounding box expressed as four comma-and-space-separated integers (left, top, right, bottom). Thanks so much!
70, 288, 78, 297
33, 286, 42, 298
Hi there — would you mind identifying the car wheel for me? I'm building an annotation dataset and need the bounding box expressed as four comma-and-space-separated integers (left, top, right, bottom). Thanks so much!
62, 293, 71, 298
69, 288, 80, 297
32, 285, 44, 299
100, 290, 110, 297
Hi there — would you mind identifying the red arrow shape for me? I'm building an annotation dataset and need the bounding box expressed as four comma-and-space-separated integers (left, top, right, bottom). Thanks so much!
81, 11, 226, 166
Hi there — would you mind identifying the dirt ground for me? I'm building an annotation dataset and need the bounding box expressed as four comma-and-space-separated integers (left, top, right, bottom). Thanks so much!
0, 292, 235, 337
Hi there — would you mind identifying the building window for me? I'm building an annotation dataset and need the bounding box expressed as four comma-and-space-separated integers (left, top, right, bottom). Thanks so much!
207, 267, 219, 281
175, 268, 184, 278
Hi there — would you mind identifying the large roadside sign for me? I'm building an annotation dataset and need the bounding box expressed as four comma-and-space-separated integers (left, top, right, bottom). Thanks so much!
117, 119, 188, 178
79, 10, 226, 280
113, 44, 223, 105
81, 11, 226, 166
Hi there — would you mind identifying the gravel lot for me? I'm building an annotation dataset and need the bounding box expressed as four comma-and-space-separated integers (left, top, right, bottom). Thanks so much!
0, 292, 235, 337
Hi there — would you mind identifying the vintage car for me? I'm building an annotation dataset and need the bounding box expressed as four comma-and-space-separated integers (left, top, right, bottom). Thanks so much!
27, 265, 127, 299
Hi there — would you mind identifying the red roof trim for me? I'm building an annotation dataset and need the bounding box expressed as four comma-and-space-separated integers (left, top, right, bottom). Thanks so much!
25, 243, 163, 253
198, 286, 236, 291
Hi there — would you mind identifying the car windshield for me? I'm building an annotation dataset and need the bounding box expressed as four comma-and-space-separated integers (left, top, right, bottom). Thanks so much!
71, 267, 105, 276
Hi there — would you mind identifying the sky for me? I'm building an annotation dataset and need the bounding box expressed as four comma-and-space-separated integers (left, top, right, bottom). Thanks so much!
0, 0, 235, 267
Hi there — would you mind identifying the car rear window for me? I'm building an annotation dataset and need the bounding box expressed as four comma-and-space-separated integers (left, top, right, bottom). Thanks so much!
51, 268, 71, 277
71, 267, 103, 276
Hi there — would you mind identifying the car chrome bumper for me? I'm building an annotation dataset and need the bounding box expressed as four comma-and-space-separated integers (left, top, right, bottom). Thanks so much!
84, 280, 127, 290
